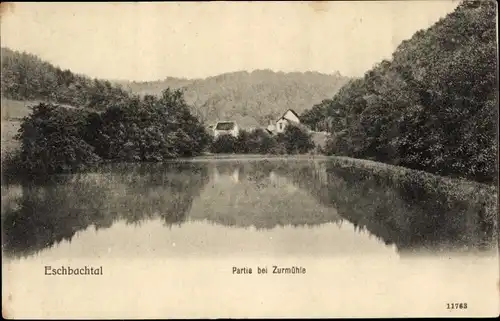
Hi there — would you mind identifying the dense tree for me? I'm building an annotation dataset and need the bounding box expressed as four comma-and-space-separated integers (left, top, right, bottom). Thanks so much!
86, 89, 210, 161
15, 103, 102, 176
1, 48, 131, 110
1, 48, 351, 128
12, 89, 211, 177
304, 0, 497, 183
210, 134, 239, 154
235, 128, 277, 154
108, 70, 351, 127
275, 124, 315, 154
300, 100, 330, 131
209, 124, 315, 155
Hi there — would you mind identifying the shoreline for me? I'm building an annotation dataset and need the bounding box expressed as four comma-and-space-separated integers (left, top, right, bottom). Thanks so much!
1, 117, 496, 189
2, 149, 498, 191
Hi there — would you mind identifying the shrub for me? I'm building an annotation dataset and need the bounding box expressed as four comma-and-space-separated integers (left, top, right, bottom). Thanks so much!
1, 149, 24, 183
210, 134, 238, 153
249, 128, 277, 154
9, 89, 211, 178
323, 130, 350, 156
208, 125, 315, 155
235, 129, 252, 153
235, 128, 277, 154
15, 103, 102, 176
211, 128, 279, 154
84, 89, 210, 161
269, 141, 287, 155
276, 124, 315, 154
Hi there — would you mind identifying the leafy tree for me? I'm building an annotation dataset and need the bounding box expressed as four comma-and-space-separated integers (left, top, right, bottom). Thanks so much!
248, 128, 277, 154
236, 130, 252, 153
209, 125, 314, 155
16, 103, 102, 176
1, 48, 132, 110
210, 134, 238, 154
300, 100, 330, 131
235, 128, 277, 154
304, 0, 497, 183
276, 124, 315, 154
92, 89, 210, 161
10, 89, 211, 177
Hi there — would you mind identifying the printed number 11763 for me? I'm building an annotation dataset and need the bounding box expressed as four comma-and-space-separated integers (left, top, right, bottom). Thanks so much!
446, 303, 468, 310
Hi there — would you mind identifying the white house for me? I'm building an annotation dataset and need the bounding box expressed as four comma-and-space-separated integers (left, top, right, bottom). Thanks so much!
213, 121, 239, 138
272, 109, 301, 133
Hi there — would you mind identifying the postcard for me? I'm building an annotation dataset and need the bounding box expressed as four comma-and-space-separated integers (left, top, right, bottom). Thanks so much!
1, 1, 498, 318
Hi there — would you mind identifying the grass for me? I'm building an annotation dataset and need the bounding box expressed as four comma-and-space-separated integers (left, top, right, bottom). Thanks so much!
0, 99, 88, 162
1, 98, 36, 121
1, 98, 84, 120
1, 120, 20, 151
1, 99, 38, 159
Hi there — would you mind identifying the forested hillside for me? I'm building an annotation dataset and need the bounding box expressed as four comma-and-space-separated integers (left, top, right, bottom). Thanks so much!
1, 47, 349, 127
119, 70, 350, 127
1, 47, 130, 110
301, 0, 497, 183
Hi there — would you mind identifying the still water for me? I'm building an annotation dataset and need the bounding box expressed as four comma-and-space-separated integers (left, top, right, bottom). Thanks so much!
2, 158, 499, 318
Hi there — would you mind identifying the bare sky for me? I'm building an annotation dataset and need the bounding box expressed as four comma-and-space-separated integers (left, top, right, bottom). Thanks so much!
1, 1, 460, 81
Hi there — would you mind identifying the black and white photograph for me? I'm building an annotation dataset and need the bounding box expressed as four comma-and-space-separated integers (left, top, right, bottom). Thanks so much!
1, 1, 498, 318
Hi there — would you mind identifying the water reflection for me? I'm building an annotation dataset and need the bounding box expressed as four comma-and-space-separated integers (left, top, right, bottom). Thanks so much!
1, 159, 497, 258
270, 160, 497, 254
1, 162, 210, 258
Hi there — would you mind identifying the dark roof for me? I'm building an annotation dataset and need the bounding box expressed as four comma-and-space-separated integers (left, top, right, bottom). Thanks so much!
279, 109, 300, 121
215, 122, 236, 130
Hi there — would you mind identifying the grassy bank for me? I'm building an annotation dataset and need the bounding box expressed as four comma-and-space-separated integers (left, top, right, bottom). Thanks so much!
1, 99, 27, 163
1, 98, 38, 121
1, 99, 72, 157
1, 120, 20, 154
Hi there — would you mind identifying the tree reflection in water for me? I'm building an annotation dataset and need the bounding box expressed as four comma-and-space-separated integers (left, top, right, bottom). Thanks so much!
271, 160, 497, 254
1, 162, 210, 258
1, 159, 496, 258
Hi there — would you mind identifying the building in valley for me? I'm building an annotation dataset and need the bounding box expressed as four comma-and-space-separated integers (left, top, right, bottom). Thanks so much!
267, 109, 301, 134
213, 121, 240, 138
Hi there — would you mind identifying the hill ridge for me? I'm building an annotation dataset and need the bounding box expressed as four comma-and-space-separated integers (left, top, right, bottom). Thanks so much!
1, 46, 350, 127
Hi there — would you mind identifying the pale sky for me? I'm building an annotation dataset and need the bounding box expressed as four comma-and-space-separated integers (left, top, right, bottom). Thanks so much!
1, 1, 460, 81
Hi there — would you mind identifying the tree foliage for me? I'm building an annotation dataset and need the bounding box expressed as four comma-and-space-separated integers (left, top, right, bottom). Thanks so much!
123, 70, 350, 127
13, 89, 211, 177
302, 0, 497, 183
1, 48, 130, 110
91, 89, 211, 161
210, 134, 239, 154
209, 124, 315, 155
16, 104, 102, 176
237, 128, 278, 154
275, 124, 315, 154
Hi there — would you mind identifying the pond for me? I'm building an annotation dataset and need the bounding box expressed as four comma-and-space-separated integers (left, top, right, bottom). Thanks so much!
2, 158, 498, 318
